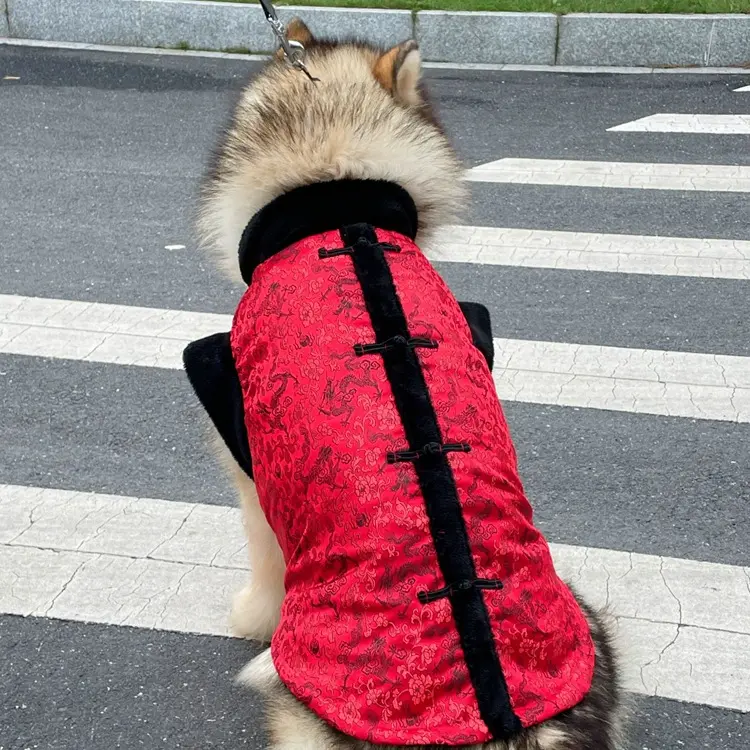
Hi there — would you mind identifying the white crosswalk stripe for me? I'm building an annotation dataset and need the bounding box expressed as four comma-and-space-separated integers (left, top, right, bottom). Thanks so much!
2, 294, 749, 422
2, 484, 748, 713
494, 338, 750, 423
465, 158, 750, 191
607, 114, 750, 134
432, 225, 750, 279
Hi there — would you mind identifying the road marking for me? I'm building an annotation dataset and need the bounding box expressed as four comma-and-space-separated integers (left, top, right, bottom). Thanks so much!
164, 244, 187, 251
734, 85, 750, 92
465, 158, 750, 192
1, 483, 748, 711
608, 114, 750, 134
431, 226, 750, 279
0, 294, 228, 369
493, 338, 750, 423
1, 294, 749, 422
0, 484, 248, 568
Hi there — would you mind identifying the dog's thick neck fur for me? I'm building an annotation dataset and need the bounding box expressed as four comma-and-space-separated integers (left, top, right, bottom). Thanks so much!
237, 179, 418, 283
197, 43, 466, 284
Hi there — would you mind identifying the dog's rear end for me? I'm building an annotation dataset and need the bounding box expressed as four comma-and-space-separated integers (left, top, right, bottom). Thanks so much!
196, 20, 624, 750
241, 601, 621, 750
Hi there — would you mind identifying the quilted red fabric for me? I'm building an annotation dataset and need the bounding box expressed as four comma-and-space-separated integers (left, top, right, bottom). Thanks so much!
230, 228, 595, 745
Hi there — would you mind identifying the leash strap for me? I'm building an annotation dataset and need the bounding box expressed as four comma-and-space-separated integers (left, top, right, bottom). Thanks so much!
259, 0, 319, 82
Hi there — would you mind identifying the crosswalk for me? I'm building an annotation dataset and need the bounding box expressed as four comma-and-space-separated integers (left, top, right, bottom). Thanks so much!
1, 47, 748, 749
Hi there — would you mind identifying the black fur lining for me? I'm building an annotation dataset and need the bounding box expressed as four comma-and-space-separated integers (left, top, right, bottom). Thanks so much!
340, 223, 522, 739
183, 333, 253, 479
238, 180, 418, 284
458, 301, 494, 371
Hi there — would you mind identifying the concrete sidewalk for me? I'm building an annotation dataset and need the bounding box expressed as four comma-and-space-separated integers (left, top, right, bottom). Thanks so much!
2, 1, 749, 67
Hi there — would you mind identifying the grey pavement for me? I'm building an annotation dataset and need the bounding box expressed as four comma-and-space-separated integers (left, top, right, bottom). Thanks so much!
1, 615, 266, 750
438, 262, 750, 356
0, 44, 749, 750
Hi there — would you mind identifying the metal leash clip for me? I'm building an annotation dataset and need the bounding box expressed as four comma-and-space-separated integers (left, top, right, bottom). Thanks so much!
259, 0, 319, 82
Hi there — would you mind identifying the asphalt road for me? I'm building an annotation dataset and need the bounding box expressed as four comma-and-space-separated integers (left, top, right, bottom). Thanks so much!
1, 44, 748, 750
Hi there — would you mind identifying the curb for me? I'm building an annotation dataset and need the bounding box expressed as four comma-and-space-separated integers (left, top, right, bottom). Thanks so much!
558, 13, 750, 67
2, 0, 750, 68
1, 0, 9, 39
5, 0, 411, 53
417, 11, 557, 65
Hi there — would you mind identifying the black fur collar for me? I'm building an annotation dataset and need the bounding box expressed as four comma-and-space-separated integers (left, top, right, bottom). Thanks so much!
238, 179, 418, 284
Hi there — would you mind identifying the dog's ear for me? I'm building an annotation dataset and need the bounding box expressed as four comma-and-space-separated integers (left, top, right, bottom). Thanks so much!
373, 40, 422, 106
286, 17, 314, 45
275, 17, 314, 58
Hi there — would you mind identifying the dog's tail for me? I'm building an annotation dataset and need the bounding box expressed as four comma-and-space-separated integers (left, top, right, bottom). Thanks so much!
236, 647, 278, 693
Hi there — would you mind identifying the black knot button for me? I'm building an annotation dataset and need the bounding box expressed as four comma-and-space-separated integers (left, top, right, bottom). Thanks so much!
418, 578, 503, 604
354, 336, 439, 357
386, 442, 472, 464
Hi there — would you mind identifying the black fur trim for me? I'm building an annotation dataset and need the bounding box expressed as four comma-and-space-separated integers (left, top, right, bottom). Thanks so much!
183, 333, 253, 479
458, 301, 494, 371
339, 223, 522, 739
239, 180, 418, 284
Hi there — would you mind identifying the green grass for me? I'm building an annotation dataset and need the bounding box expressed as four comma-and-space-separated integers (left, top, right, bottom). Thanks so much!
221, 0, 748, 12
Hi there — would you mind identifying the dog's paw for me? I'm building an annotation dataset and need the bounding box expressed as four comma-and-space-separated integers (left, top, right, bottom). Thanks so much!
230, 582, 283, 642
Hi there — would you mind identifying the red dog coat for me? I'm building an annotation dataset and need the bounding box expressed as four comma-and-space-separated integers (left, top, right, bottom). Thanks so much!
185, 181, 595, 745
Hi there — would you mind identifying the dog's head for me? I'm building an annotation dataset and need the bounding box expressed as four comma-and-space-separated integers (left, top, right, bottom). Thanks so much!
279, 18, 430, 110
199, 19, 466, 283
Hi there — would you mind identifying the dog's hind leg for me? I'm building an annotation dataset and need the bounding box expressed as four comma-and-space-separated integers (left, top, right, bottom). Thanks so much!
221, 443, 286, 642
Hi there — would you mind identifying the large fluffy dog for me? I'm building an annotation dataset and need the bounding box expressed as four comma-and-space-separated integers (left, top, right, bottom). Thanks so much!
184, 20, 623, 749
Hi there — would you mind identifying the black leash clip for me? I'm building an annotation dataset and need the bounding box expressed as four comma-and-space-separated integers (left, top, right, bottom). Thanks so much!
259, 0, 319, 83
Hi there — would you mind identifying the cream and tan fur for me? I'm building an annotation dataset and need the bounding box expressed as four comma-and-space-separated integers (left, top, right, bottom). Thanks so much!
197, 20, 624, 749
198, 23, 466, 285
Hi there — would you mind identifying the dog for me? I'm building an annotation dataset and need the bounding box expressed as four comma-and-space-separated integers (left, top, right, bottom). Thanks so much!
183, 19, 623, 750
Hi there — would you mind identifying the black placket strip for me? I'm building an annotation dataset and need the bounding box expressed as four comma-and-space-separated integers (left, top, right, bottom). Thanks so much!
320, 222, 522, 739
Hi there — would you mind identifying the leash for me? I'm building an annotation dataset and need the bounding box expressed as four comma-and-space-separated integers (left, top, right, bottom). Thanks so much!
259, 0, 319, 83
